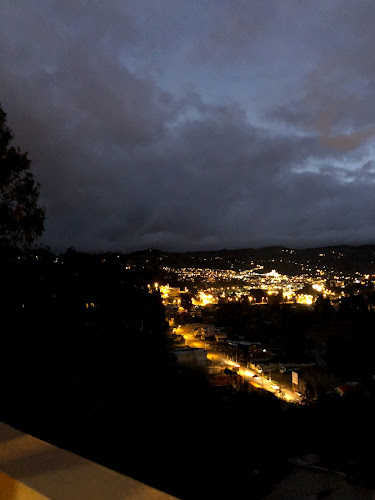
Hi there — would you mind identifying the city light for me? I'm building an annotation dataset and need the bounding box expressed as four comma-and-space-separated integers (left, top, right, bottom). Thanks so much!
163, 266, 341, 305
296, 294, 314, 305
192, 291, 217, 306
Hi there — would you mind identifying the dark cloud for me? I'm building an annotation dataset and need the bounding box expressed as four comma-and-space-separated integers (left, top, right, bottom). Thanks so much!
0, 1, 375, 252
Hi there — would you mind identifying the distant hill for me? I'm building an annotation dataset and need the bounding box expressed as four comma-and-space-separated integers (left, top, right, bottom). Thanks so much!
121, 244, 375, 275
48, 244, 375, 275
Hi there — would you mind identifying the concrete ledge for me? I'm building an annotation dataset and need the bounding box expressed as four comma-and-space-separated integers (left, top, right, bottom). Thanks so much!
0, 472, 48, 500
0, 422, 177, 499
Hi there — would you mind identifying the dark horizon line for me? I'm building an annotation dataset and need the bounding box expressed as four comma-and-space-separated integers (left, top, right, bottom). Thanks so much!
28, 241, 375, 256
129, 242, 375, 255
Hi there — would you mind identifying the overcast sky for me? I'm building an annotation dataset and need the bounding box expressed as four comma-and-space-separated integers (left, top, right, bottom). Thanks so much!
1, 1, 375, 252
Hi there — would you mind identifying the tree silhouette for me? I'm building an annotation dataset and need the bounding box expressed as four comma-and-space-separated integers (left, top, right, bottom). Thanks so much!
314, 295, 333, 322
0, 104, 45, 248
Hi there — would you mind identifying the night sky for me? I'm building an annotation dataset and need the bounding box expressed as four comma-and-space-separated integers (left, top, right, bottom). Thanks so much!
1, 1, 375, 252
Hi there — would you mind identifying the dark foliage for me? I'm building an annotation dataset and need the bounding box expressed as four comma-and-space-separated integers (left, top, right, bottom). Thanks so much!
0, 104, 45, 248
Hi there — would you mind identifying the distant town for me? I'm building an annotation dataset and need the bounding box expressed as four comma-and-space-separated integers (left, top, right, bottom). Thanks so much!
145, 246, 375, 405
23, 243, 375, 402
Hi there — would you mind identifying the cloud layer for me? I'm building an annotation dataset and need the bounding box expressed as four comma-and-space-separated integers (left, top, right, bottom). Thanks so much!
1, 1, 375, 252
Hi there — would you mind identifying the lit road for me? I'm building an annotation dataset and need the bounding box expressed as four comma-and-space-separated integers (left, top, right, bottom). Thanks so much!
175, 325, 301, 403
